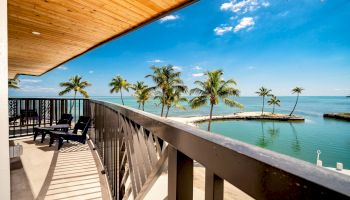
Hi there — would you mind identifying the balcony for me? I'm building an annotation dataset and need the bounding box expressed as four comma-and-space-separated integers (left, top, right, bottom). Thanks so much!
8, 97, 350, 200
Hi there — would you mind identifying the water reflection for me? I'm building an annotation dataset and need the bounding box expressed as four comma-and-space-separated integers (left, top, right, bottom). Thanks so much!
256, 121, 301, 152
289, 123, 301, 153
256, 122, 271, 147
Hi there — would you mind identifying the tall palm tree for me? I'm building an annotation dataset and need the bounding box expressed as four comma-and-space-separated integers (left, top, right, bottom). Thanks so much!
189, 70, 243, 131
164, 87, 188, 118
132, 81, 147, 109
59, 75, 91, 113
8, 79, 20, 89
289, 87, 304, 116
256, 87, 272, 115
267, 95, 281, 114
138, 87, 152, 111
145, 65, 186, 117
109, 75, 130, 105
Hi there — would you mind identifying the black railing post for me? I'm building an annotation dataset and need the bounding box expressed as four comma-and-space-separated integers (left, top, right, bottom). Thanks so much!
49, 99, 53, 126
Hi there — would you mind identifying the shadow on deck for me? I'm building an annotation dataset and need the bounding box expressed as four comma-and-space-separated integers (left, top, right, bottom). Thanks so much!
11, 136, 110, 200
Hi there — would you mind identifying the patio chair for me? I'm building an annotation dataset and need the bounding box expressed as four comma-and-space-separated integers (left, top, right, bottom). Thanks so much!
49, 116, 91, 150
20, 109, 39, 126
33, 114, 73, 143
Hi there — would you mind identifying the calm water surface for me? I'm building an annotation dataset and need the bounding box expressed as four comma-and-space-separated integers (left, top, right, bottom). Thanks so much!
95, 96, 350, 168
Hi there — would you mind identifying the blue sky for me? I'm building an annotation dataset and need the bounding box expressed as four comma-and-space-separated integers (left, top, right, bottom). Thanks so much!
10, 0, 350, 97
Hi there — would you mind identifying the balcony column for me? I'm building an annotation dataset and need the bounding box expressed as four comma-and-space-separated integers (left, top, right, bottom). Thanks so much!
0, 0, 11, 199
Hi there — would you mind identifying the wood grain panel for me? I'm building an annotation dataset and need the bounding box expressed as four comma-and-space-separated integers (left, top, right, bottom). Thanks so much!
8, 0, 196, 78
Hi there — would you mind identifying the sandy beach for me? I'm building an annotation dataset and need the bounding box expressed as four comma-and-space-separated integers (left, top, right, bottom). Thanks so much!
169, 111, 304, 126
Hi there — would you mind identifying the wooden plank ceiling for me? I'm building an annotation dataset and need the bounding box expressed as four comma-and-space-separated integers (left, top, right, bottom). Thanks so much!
8, 0, 195, 79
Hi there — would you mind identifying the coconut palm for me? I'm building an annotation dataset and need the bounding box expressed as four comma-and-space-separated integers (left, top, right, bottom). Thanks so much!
59, 75, 91, 113
164, 87, 188, 118
267, 95, 281, 114
256, 87, 272, 115
145, 65, 186, 117
109, 75, 130, 105
132, 81, 152, 110
189, 70, 243, 131
59, 75, 91, 98
132, 81, 147, 109
289, 87, 304, 116
138, 87, 152, 111
8, 79, 20, 89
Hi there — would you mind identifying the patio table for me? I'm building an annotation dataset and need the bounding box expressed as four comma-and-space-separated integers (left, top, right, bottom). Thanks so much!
34, 124, 69, 143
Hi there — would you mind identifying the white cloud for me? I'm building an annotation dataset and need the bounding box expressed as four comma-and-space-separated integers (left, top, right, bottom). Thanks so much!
89, 70, 94, 74
262, 1, 270, 7
247, 66, 255, 70
147, 59, 164, 63
214, 25, 233, 36
58, 66, 68, 70
172, 66, 183, 71
21, 79, 42, 83
192, 73, 204, 77
234, 17, 255, 32
220, 0, 269, 14
193, 66, 202, 70
20, 85, 58, 93
159, 15, 179, 23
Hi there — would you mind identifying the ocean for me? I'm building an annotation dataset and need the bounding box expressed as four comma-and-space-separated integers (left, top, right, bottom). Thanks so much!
97, 96, 350, 168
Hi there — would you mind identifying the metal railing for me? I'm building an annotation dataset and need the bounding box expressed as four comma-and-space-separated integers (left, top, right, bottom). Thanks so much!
89, 99, 350, 200
8, 98, 89, 138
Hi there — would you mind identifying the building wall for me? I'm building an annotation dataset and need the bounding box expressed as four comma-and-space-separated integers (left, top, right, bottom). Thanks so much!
0, 0, 11, 199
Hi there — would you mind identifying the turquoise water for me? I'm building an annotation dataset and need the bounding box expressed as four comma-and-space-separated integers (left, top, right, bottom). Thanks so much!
95, 96, 350, 168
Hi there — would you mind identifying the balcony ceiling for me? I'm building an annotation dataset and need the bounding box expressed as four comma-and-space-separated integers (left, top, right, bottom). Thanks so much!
8, 0, 196, 79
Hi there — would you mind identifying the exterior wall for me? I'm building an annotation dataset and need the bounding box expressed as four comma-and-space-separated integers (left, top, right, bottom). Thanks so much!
0, 0, 11, 199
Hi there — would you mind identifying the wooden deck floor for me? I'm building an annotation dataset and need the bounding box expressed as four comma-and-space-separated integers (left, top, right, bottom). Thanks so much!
12, 136, 110, 200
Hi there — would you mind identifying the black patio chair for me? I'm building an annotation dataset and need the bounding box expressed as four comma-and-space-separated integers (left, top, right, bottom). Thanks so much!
33, 114, 73, 143
49, 116, 91, 150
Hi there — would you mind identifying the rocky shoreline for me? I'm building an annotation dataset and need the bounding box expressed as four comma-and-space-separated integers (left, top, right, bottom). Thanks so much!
324, 113, 350, 121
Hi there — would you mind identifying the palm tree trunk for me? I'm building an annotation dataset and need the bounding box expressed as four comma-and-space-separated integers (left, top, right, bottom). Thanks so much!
120, 90, 124, 105
69, 92, 77, 114
142, 103, 145, 111
138, 103, 141, 109
160, 91, 165, 117
160, 104, 165, 117
289, 94, 299, 116
272, 104, 275, 114
208, 104, 214, 131
165, 106, 170, 118
261, 96, 265, 115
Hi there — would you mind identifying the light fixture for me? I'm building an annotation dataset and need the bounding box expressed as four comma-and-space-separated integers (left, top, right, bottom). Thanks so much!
32, 31, 41, 35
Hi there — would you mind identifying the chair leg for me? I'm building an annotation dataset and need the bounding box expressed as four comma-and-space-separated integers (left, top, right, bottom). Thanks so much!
58, 137, 63, 150
41, 132, 47, 143
49, 135, 54, 147
33, 130, 38, 141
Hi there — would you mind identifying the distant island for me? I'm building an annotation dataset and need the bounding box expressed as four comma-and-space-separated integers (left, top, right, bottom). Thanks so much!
324, 113, 350, 121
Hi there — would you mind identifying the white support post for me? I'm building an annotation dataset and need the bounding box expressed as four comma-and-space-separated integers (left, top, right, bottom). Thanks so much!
0, 0, 11, 199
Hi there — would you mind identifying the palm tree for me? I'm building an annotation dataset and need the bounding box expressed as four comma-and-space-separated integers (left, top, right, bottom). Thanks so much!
132, 81, 147, 109
145, 65, 186, 117
138, 87, 152, 111
256, 87, 272, 115
59, 75, 91, 113
164, 87, 188, 118
8, 79, 20, 89
289, 87, 304, 116
109, 75, 130, 105
267, 95, 281, 114
189, 70, 243, 131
